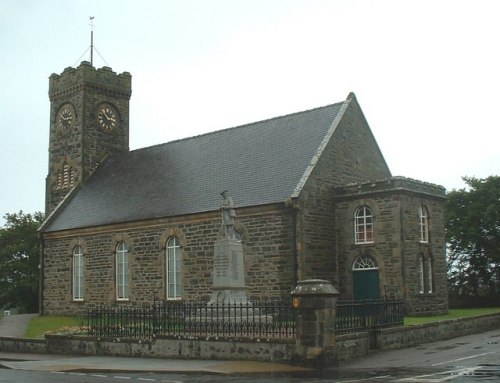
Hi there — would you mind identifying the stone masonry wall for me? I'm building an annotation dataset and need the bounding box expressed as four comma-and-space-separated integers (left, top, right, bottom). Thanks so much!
46, 62, 131, 214
334, 177, 448, 315
296, 94, 391, 284
42, 206, 296, 315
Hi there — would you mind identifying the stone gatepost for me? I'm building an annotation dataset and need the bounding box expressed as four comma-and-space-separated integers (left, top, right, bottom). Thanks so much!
290, 279, 339, 368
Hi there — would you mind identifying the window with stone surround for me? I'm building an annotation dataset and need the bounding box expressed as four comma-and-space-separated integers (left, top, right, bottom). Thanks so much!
419, 254, 433, 294
166, 237, 182, 300
72, 246, 84, 301
116, 241, 129, 301
352, 254, 378, 270
354, 206, 374, 244
419, 205, 429, 243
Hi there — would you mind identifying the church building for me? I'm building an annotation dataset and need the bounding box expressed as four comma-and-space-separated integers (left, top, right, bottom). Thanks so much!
39, 62, 448, 316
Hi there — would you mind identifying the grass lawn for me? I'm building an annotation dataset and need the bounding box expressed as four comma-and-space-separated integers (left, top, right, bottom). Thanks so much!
404, 307, 500, 326
25, 315, 85, 339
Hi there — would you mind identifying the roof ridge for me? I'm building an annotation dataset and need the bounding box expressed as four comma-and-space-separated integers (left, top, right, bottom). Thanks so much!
129, 101, 345, 154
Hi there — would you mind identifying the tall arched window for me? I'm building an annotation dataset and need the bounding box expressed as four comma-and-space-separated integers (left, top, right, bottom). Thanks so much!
354, 206, 374, 244
116, 241, 129, 301
419, 254, 434, 294
166, 237, 182, 300
419, 205, 429, 243
72, 246, 84, 301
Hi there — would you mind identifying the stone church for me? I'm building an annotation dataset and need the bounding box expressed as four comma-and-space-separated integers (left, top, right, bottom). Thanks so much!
39, 62, 448, 316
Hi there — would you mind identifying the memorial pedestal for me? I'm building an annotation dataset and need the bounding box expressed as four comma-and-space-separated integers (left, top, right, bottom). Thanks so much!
209, 238, 249, 304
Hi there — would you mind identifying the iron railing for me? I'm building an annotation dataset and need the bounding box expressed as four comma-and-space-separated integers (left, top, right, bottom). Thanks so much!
335, 298, 405, 334
86, 298, 404, 340
86, 298, 296, 340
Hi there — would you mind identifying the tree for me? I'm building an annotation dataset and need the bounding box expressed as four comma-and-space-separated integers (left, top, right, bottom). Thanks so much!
446, 176, 500, 296
0, 211, 44, 313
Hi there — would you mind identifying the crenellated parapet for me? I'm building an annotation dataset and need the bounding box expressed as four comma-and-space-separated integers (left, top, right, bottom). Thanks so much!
49, 61, 132, 101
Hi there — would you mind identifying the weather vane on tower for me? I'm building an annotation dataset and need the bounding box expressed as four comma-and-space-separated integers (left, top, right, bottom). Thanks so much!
89, 16, 95, 66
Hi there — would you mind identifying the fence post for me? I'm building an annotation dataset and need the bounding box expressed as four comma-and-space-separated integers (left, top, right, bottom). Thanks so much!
290, 279, 339, 368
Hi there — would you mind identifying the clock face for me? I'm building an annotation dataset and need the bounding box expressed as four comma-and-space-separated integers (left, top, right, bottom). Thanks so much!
97, 104, 119, 131
57, 104, 75, 132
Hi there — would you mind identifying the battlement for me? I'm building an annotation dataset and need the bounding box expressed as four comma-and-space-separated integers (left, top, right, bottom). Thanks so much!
49, 61, 131, 100
334, 176, 447, 199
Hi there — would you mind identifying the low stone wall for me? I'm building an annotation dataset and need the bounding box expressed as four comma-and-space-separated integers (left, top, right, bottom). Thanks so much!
1, 313, 499, 365
377, 313, 500, 351
0, 337, 47, 354
44, 335, 295, 363
335, 332, 370, 362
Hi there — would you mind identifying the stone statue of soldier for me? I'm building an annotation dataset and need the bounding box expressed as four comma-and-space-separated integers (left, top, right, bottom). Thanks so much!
220, 190, 236, 239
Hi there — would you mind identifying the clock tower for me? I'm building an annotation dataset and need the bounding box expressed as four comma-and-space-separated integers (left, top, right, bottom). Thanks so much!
46, 61, 132, 215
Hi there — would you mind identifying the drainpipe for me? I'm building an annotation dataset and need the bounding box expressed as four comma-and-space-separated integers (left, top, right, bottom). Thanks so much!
286, 198, 299, 287
38, 232, 44, 315
400, 204, 407, 306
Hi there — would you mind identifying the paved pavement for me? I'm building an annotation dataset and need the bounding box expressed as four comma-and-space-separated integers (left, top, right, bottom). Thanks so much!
0, 313, 38, 338
0, 313, 311, 375
0, 352, 312, 374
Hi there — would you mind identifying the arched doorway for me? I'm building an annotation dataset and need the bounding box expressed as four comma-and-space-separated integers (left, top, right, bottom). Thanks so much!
352, 254, 380, 300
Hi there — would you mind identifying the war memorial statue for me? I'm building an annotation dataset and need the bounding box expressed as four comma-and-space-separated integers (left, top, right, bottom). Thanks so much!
209, 191, 249, 304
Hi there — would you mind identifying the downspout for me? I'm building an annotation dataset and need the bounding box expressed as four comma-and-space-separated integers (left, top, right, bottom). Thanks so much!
400, 204, 407, 306
38, 232, 44, 315
286, 197, 299, 287
292, 206, 298, 286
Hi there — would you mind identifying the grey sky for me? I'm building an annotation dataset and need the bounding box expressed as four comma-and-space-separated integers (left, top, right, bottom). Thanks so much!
1, 0, 499, 225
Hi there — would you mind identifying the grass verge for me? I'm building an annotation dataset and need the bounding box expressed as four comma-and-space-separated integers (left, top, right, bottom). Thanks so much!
404, 307, 500, 326
25, 315, 85, 338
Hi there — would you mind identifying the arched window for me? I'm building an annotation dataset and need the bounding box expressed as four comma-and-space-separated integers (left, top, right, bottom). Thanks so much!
166, 237, 182, 300
116, 241, 129, 301
62, 163, 70, 189
354, 206, 374, 244
352, 254, 378, 270
419, 254, 434, 294
72, 246, 84, 301
56, 169, 62, 190
419, 205, 429, 243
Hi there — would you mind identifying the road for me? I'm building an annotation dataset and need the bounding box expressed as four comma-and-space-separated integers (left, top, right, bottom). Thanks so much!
0, 329, 499, 382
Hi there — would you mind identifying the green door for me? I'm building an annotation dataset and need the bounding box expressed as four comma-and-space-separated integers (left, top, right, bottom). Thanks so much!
353, 270, 380, 300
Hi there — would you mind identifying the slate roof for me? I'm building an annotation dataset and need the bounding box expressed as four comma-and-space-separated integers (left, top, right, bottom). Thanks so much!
43, 100, 346, 232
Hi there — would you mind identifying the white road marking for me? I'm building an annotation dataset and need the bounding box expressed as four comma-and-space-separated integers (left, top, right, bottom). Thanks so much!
431, 351, 495, 366
397, 367, 479, 382
337, 375, 391, 382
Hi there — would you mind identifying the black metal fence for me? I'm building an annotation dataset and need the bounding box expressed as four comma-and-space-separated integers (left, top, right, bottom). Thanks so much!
86, 298, 404, 340
335, 299, 405, 335
86, 298, 296, 340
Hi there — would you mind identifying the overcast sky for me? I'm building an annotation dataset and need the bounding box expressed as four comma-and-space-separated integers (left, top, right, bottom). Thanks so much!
1, 0, 499, 225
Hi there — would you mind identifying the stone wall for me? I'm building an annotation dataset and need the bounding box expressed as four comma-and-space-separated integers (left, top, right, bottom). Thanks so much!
46, 62, 131, 214
2, 314, 498, 364
334, 177, 448, 315
42, 206, 296, 315
44, 335, 295, 362
295, 94, 392, 283
377, 313, 500, 350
